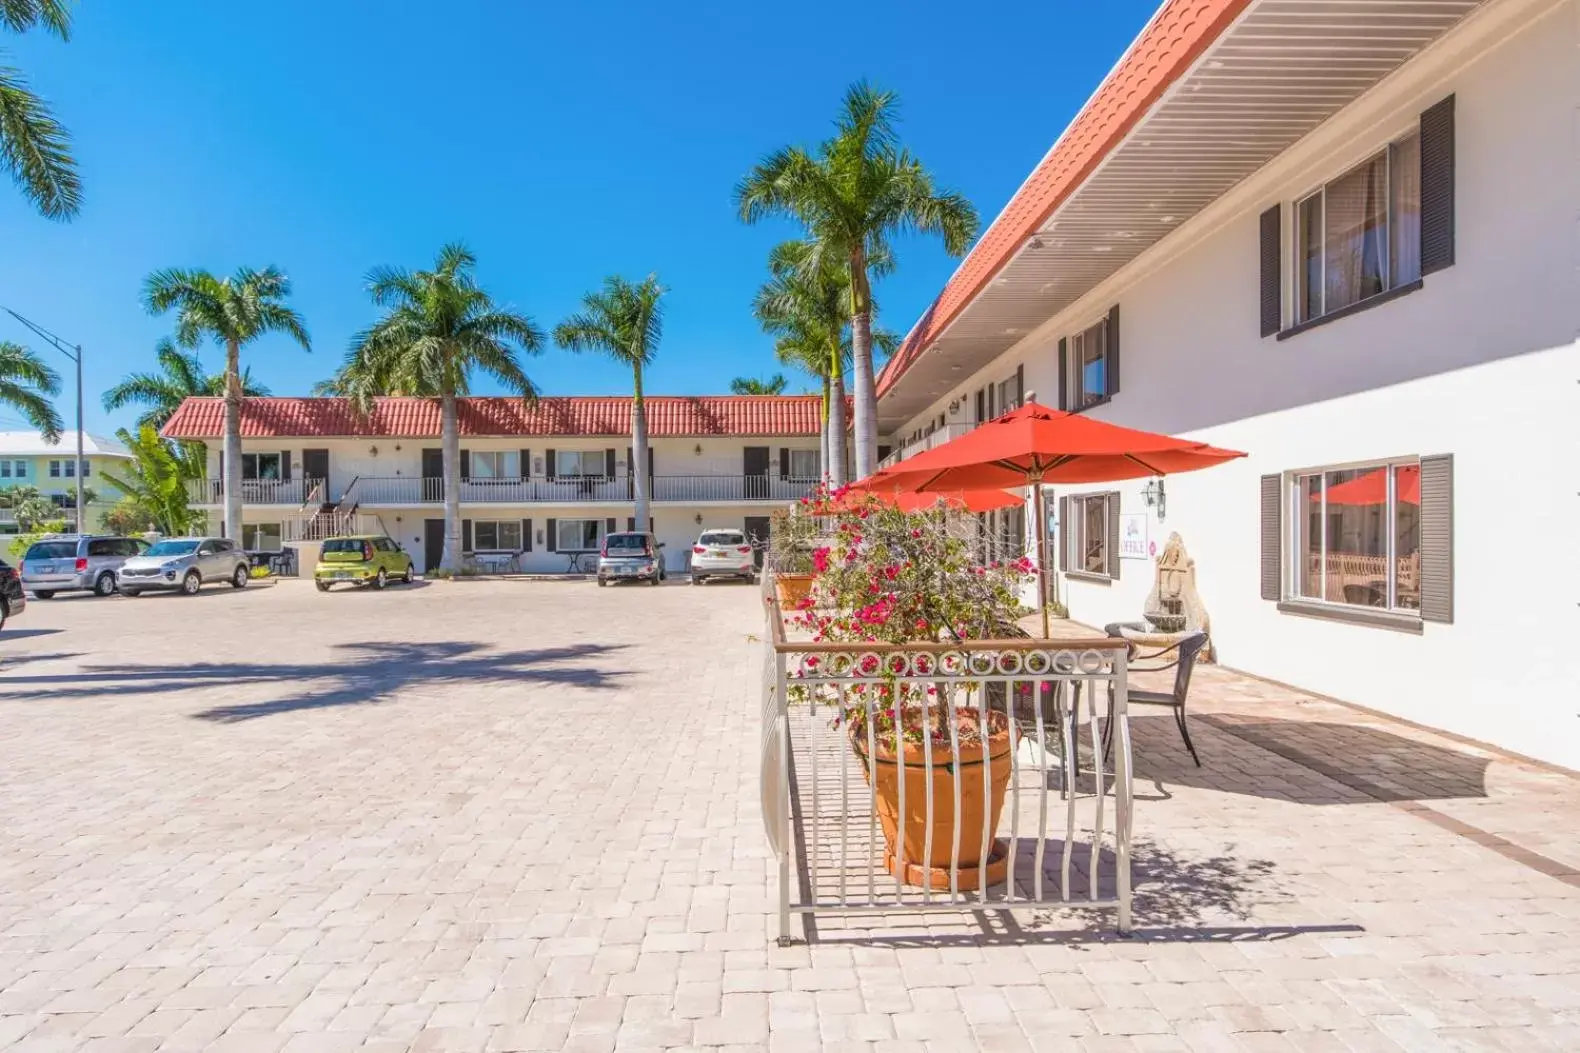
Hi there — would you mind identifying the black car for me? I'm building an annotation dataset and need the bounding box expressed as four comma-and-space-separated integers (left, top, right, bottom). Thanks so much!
0, 557, 27, 631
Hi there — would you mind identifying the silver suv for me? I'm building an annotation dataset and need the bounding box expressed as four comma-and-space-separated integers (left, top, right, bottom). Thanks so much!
20, 534, 149, 598
117, 537, 252, 596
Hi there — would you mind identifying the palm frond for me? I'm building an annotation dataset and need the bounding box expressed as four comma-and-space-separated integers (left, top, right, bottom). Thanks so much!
0, 61, 80, 219
0, 1, 71, 38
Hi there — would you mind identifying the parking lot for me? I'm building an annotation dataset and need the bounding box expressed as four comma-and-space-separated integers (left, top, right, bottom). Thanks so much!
3, 579, 1579, 1051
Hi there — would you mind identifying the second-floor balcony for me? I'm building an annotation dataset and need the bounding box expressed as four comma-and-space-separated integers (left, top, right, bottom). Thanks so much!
878, 423, 973, 471
189, 474, 816, 507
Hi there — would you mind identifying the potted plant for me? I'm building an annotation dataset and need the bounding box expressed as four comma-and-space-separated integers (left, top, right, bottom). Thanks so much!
789, 491, 1036, 890
767, 502, 820, 608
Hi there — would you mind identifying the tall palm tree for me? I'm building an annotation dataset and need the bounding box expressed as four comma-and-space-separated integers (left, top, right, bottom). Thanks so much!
0, 339, 62, 440
730, 374, 788, 395
331, 244, 542, 572
736, 82, 978, 479
0, 0, 80, 219
142, 266, 310, 543
554, 275, 665, 533
767, 327, 835, 483
103, 338, 271, 433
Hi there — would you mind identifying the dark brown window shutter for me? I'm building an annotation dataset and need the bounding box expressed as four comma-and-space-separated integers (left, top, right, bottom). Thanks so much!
1419, 94, 1455, 275
1014, 364, 1025, 407
1057, 339, 1069, 410
1106, 492, 1120, 580
1260, 474, 1282, 600
1059, 495, 1071, 571
975, 388, 986, 423
778, 448, 789, 479
522, 518, 532, 551
1259, 205, 1282, 337
627, 516, 636, 532
1418, 454, 1454, 623
520, 450, 530, 479
605, 449, 616, 479
545, 449, 557, 480
647, 446, 654, 478
1105, 304, 1121, 398
459, 449, 471, 480
605, 517, 617, 535
546, 518, 557, 552
280, 452, 291, 481
462, 519, 473, 553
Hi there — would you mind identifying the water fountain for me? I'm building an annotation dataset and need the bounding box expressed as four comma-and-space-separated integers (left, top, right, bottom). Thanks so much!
1111, 532, 1214, 661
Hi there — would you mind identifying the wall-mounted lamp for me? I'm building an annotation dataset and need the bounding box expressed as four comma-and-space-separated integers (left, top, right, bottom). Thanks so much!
536, 528, 545, 545
694, 513, 703, 525
1141, 477, 1166, 521
694, 443, 703, 456
368, 445, 379, 457
394, 444, 402, 452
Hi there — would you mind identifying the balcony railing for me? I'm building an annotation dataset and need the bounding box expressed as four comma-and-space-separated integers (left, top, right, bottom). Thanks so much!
340, 474, 817, 505
186, 478, 313, 505
879, 422, 973, 471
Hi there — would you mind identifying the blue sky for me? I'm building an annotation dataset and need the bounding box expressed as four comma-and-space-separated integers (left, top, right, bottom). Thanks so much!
0, 2, 1155, 435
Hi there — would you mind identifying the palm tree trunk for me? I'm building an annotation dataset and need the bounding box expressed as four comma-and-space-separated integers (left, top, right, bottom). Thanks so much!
848, 258, 877, 480
818, 375, 831, 483
631, 363, 650, 530
828, 350, 849, 488
221, 338, 243, 543
440, 391, 462, 571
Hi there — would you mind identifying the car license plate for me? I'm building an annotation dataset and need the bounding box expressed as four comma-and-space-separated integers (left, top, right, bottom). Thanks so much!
709, 549, 726, 558
617, 568, 634, 576
334, 571, 351, 579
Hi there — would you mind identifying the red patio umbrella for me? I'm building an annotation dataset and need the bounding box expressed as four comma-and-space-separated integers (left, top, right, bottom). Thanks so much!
1322, 464, 1419, 506
838, 480, 1023, 514
858, 402, 1247, 636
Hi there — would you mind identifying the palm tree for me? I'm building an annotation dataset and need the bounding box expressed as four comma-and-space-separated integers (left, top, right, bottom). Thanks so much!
730, 374, 788, 395
330, 244, 542, 572
0, 339, 62, 440
103, 338, 271, 433
98, 425, 202, 537
141, 266, 311, 543
736, 82, 979, 479
554, 275, 665, 533
0, 0, 80, 219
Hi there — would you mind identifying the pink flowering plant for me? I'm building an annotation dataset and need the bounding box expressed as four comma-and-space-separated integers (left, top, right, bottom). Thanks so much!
785, 485, 1036, 752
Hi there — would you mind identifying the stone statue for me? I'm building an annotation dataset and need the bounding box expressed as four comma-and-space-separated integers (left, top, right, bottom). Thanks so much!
1142, 533, 1214, 661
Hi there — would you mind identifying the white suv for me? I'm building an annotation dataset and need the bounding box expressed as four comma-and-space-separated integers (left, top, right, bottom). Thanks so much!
690, 529, 756, 585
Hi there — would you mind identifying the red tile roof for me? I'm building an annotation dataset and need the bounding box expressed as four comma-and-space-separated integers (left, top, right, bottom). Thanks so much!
161, 396, 827, 440
877, 0, 1252, 397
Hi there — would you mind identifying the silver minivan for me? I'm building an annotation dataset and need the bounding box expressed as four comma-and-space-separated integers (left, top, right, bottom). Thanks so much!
20, 534, 148, 598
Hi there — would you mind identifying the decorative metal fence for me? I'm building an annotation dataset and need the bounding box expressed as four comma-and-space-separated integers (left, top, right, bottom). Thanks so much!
760, 574, 1134, 944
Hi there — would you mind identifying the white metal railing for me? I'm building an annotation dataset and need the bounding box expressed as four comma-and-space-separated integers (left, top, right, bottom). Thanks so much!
760, 573, 1133, 944
881, 423, 974, 471
185, 478, 311, 505
282, 510, 382, 542
318, 475, 816, 505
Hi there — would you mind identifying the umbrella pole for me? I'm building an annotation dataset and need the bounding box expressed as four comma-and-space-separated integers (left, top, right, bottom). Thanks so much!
1035, 481, 1050, 639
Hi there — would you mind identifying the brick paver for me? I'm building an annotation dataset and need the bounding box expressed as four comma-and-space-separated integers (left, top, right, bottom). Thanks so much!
1, 580, 1577, 1050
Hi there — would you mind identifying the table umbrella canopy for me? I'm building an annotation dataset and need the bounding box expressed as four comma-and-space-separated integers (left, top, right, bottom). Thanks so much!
863, 402, 1247, 492
830, 485, 1023, 514
1322, 464, 1419, 506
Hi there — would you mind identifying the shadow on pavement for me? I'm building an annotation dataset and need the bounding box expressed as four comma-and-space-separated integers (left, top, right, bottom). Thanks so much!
0, 641, 628, 722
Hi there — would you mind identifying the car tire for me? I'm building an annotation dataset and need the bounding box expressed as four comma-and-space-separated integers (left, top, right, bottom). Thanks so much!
0, 598, 8, 631
375, 568, 388, 590
94, 572, 117, 597
231, 565, 249, 589
181, 570, 202, 595
33, 591, 54, 600
402, 565, 414, 584
597, 577, 607, 588
121, 588, 141, 598
692, 575, 702, 585
315, 581, 331, 593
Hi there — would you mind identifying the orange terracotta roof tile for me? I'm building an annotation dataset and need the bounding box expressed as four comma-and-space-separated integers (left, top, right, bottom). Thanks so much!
877, 0, 1252, 397
161, 395, 828, 440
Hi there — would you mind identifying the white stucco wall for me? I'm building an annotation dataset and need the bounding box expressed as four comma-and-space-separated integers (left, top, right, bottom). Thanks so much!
883, 0, 1580, 769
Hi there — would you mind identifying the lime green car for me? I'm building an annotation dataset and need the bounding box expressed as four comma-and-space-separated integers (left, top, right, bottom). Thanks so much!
314, 535, 415, 591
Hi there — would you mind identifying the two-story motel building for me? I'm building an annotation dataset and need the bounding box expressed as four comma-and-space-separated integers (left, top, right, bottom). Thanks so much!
873, 0, 1578, 769
160, 395, 826, 574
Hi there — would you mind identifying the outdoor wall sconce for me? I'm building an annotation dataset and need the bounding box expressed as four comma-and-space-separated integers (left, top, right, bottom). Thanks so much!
694, 443, 703, 455
368, 445, 379, 457
394, 444, 402, 451
1142, 477, 1166, 521
694, 513, 703, 524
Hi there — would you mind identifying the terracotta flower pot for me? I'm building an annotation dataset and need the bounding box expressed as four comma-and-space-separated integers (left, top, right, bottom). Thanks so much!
852, 708, 1013, 891
774, 573, 815, 609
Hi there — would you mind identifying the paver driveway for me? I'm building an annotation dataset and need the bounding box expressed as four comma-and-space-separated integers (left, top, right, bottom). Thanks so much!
2, 579, 1578, 1052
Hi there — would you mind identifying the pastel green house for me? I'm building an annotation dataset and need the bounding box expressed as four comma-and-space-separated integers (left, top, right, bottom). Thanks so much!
0, 431, 133, 532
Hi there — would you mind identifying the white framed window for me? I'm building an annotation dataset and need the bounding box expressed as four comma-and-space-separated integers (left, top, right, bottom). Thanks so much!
556, 450, 606, 478
0, 462, 9, 479
996, 375, 1022, 415
1287, 458, 1420, 615
1064, 492, 1116, 578
1066, 320, 1109, 409
474, 520, 524, 551
1295, 133, 1421, 325
557, 518, 604, 551
471, 451, 520, 479
243, 523, 283, 551
787, 449, 819, 481
48, 459, 63, 478
241, 453, 281, 480
12, 461, 24, 478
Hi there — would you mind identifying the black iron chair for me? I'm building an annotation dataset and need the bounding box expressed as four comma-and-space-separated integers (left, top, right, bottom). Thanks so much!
1101, 624, 1209, 766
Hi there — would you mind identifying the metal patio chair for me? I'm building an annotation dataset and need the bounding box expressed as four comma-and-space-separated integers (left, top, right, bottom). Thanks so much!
1101, 625, 1210, 766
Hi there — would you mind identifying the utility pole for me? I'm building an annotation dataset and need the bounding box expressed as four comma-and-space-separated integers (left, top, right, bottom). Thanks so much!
2, 308, 86, 533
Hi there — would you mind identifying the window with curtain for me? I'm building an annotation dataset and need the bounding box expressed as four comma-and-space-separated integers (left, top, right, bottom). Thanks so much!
1064, 493, 1114, 577
1067, 320, 1108, 408
470, 451, 520, 479
787, 449, 819, 481
1289, 460, 1420, 613
556, 450, 605, 478
474, 520, 523, 551
556, 518, 604, 551
241, 453, 281, 480
1295, 133, 1421, 324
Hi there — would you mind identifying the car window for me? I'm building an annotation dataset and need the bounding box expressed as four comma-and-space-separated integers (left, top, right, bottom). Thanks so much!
87, 539, 115, 557
120, 539, 144, 557
216, 539, 236, 553
196, 540, 216, 554
322, 538, 365, 554
604, 533, 649, 554
24, 541, 78, 560
699, 532, 746, 547
146, 540, 200, 557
